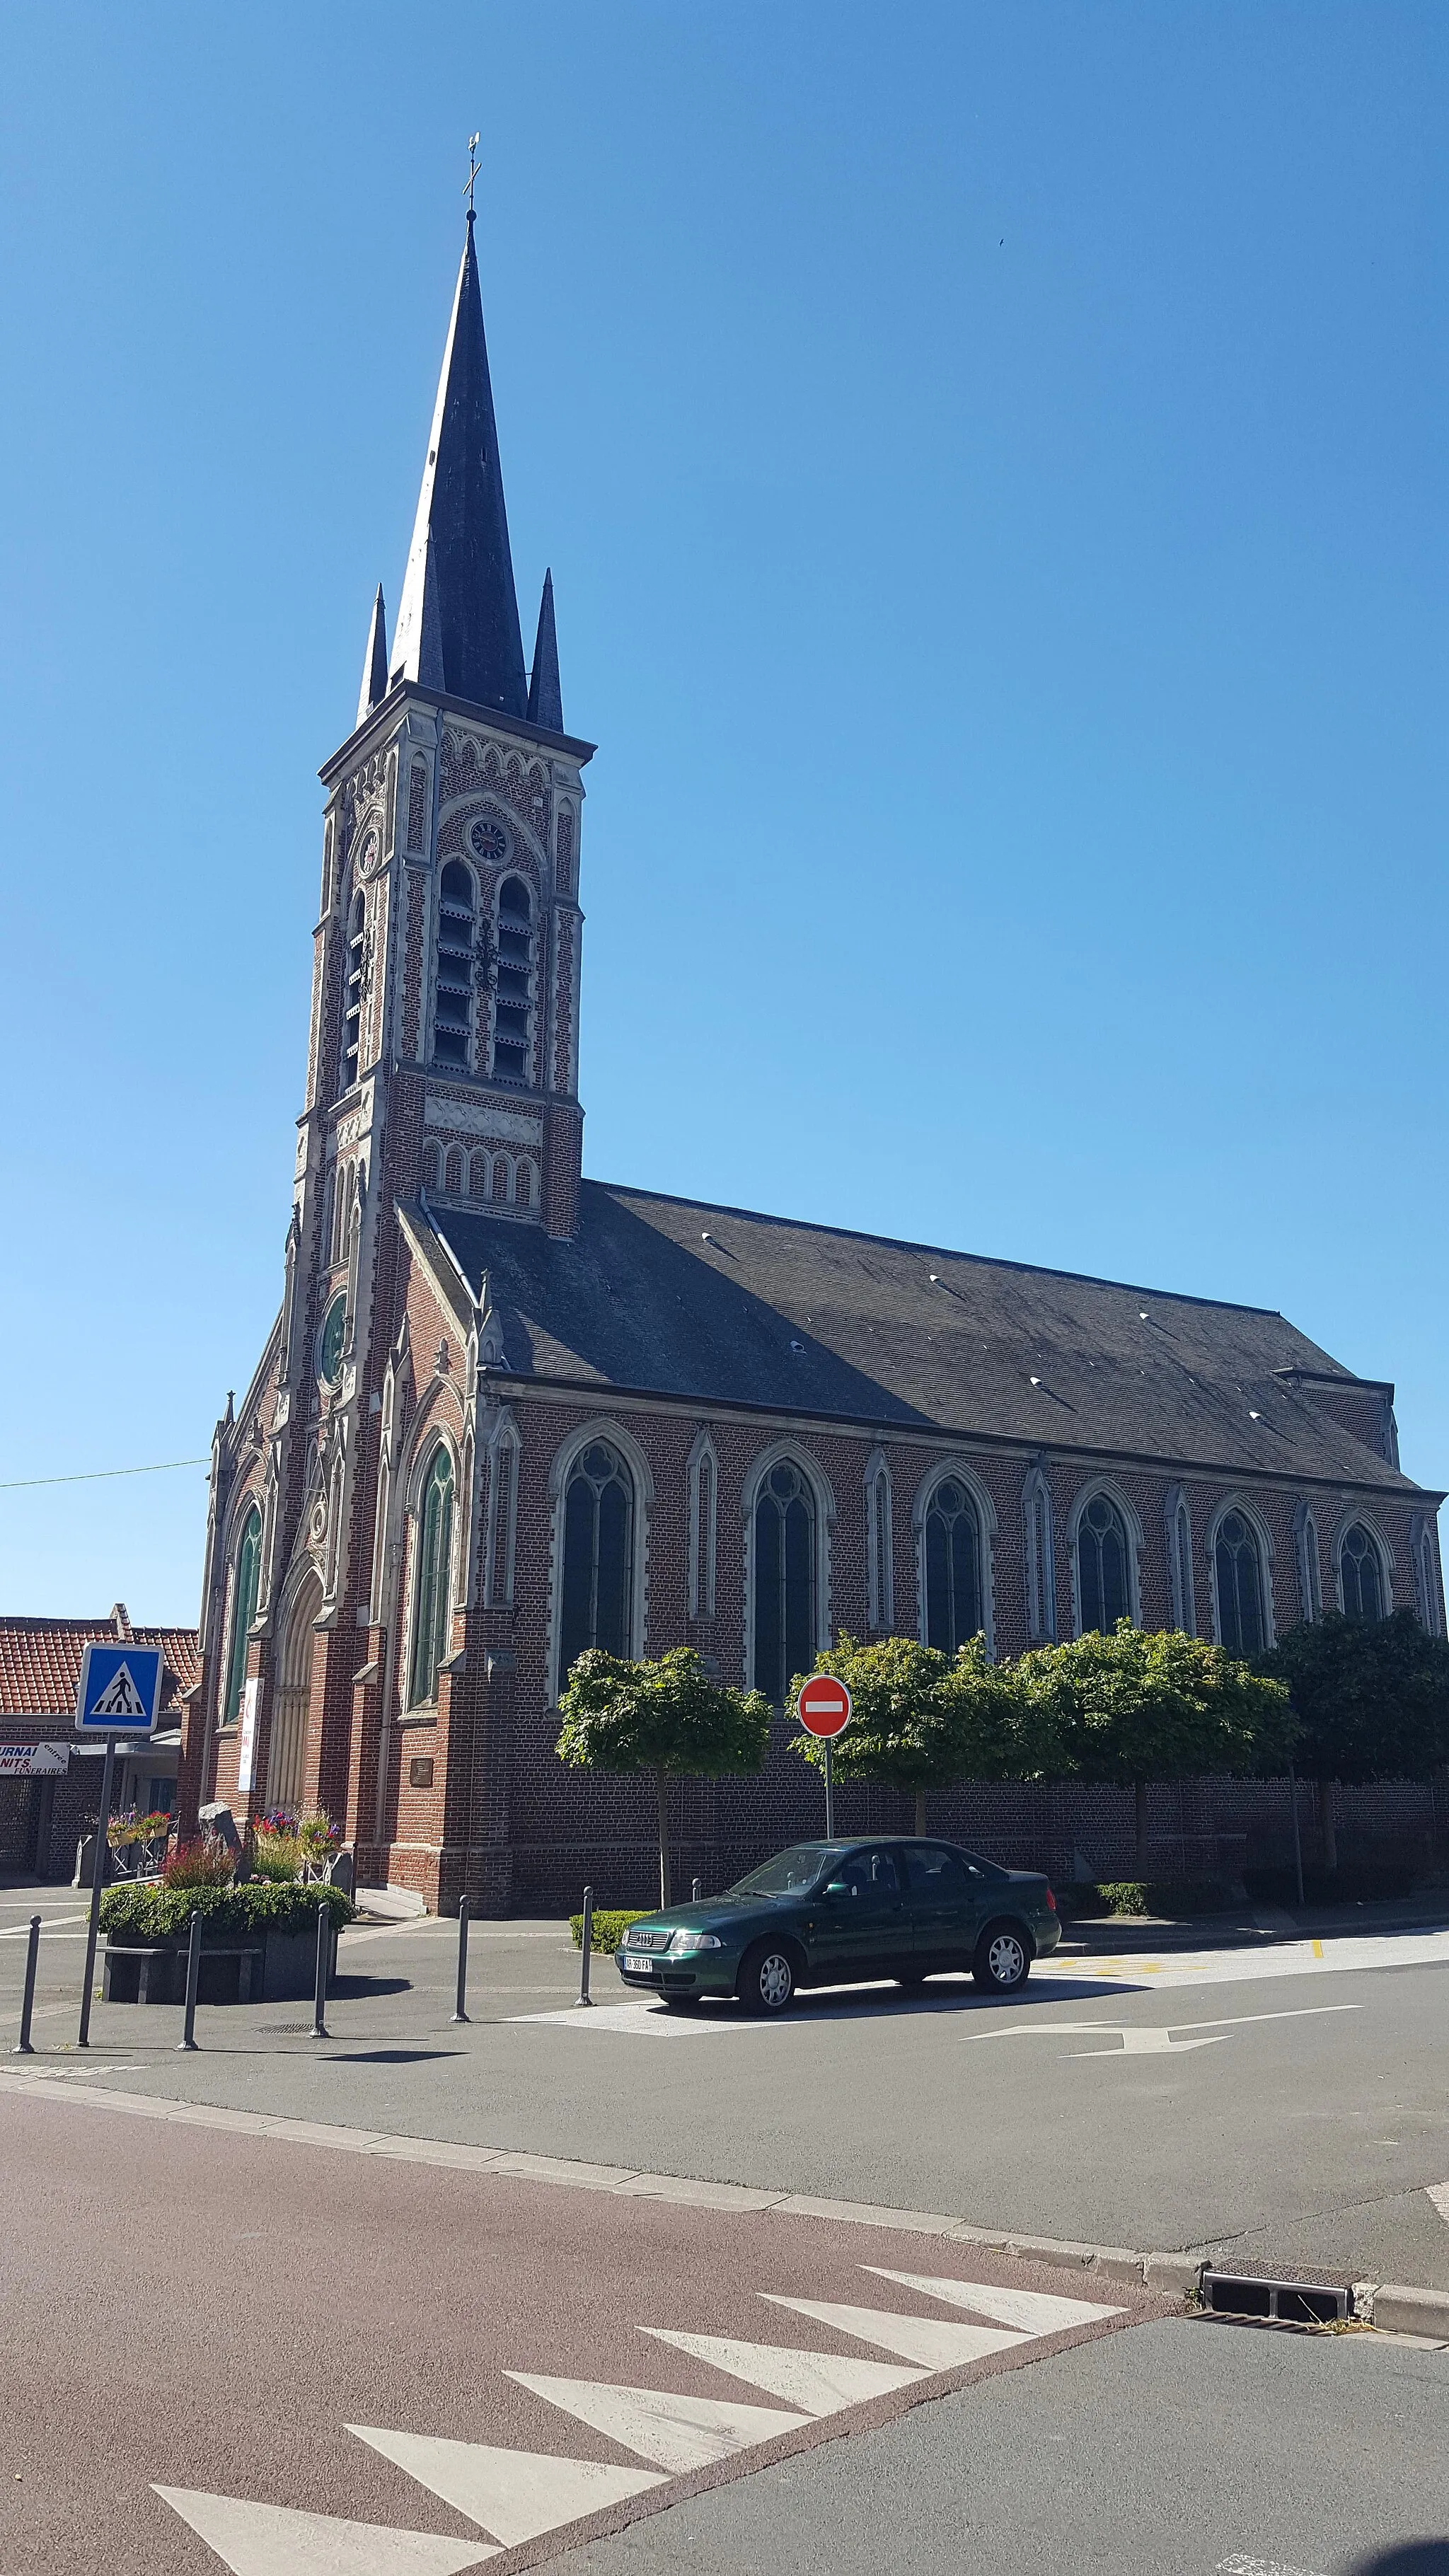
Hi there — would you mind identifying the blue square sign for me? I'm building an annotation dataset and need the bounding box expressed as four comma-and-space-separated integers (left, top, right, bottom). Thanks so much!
75, 1642, 164, 1735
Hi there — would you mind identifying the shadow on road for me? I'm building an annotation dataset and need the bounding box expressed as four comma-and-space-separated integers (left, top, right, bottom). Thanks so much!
1346, 2548, 1449, 2572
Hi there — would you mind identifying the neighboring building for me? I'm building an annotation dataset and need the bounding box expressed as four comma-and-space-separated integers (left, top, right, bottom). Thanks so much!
181, 214, 1446, 1912
1, 1607, 197, 1880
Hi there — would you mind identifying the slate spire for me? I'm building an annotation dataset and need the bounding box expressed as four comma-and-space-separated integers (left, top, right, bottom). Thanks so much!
356, 584, 388, 727
526, 567, 563, 733
390, 212, 528, 718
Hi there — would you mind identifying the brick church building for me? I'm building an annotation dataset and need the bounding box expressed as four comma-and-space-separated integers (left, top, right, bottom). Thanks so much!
180, 215, 1445, 1911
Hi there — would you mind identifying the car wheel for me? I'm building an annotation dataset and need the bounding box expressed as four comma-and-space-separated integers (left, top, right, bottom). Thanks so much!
973, 1921, 1032, 1995
739, 1941, 796, 2014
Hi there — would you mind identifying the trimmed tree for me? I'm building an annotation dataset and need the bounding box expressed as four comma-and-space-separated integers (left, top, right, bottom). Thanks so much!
1262, 1610, 1449, 1873
788, 1634, 1040, 1836
555, 1646, 771, 1909
1013, 1622, 1296, 1876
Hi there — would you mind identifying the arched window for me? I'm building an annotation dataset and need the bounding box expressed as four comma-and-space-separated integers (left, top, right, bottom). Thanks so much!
407, 1446, 455, 1706
432, 861, 475, 1069
558, 1440, 635, 1678
924, 1478, 982, 1653
753, 1458, 816, 1704
1215, 1510, 1266, 1656
1340, 1523, 1385, 1622
222, 1506, 262, 1726
1077, 1493, 1131, 1634
340, 891, 365, 1092
491, 876, 533, 1083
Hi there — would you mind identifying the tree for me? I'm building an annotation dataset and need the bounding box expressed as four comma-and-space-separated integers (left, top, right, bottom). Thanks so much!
1262, 1610, 1449, 1872
555, 1646, 771, 1908
1013, 1623, 1296, 1876
788, 1634, 1046, 1836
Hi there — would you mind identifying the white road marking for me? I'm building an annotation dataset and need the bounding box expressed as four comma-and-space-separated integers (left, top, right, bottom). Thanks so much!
640, 2326, 925, 2413
505, 2372, 811, 2471
1427, 2182, 1449, 2227
153, 2487, 495, 2572
761, 2295, 1027, 2370
969, 2004, 1360, 2056
509, 2001, 758, 2038
1218, 2556, 1327, 2575
1037, 1929, 1449, 1990
862, 2271, 1124, 2334
346, 2430, 666, 2544
0, 1910, 85, 1936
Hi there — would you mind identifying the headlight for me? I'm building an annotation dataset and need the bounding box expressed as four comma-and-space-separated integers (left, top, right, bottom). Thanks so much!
670, 1931, 722, 1953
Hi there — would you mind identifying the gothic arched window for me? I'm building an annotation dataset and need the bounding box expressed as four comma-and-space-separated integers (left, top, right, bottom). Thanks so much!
1077, 1493, 1131, 1634
223, 1506, 262, 1727
407, 1446, 455, 1707
432, 862, 475, 1069
924, 1478, 982, 1653
340, 891, 365, 1092
559, 1440, 635, 1680
1340, 1523, 1385, 1623
753, 1458, 816, 1704
492, 876, 533, 1084
1215, 1510, 1266, 1656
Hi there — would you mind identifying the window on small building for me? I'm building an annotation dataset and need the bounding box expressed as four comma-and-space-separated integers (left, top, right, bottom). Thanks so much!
1077, 1493, 1131, 1634
1215, 1510, 1266, 1656
924, 1479, 982, 1653
222, 1506, 262, 1726
340, 891, 366, 1091
492, 876, 533, 1084
1340, 1523, 1385, 1622
558, 1440, 635, 1680
753, 1458, 816, 1705
432, 861, 475, 1069
407, 1446, 455, 1706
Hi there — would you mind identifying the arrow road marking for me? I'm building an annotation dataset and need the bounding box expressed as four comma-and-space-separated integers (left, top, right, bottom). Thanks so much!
153, 2488, 495, 2572
966, 2004, 1360, 2056
345, 2432, 666, 2546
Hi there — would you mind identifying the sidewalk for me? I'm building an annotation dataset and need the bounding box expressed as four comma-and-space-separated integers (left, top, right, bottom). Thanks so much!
1060, 1890, 1449, 1956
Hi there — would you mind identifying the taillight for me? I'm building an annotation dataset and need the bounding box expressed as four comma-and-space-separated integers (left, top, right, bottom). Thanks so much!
1045, 1885, 1057, 1912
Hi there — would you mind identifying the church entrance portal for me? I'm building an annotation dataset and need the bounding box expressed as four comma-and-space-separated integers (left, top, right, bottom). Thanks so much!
268, 1572, 322, 1813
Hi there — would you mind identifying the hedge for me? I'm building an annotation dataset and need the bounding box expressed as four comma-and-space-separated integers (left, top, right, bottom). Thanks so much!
569, 1909, 651, 1955
98, 1881, 356, 1941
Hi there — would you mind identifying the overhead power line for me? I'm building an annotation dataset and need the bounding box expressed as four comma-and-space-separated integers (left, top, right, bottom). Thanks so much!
0, 1457, 209, 1493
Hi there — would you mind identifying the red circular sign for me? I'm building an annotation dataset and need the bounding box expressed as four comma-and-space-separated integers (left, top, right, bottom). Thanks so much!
797, 1674, 853, 1738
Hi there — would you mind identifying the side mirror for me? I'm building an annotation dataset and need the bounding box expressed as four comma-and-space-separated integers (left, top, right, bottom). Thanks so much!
824, 1881, 850, 1900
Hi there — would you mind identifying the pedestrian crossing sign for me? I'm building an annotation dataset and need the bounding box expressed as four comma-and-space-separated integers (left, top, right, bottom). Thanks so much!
75, 1641, 164, 1735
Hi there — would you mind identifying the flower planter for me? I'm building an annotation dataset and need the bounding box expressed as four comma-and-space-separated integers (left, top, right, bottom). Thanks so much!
103, 1918, 337, 2006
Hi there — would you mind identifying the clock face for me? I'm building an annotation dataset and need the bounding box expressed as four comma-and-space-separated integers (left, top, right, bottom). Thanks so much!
468, 816, 509, 864
319, 1294, 347, 1387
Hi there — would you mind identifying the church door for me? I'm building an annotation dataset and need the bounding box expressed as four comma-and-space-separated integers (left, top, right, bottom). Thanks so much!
268, 1571, 322, 1813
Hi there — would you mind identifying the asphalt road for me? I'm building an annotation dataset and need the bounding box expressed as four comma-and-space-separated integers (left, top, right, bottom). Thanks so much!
3, 2086, 1446, 2576
4, 1893, 1448, 2293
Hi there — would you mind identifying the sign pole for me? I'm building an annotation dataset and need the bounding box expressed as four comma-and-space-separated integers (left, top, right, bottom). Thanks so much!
77, 1733, 117, 2049
824, 1734, 834, 1841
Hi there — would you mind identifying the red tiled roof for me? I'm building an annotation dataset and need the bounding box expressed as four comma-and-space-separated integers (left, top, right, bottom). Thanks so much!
0, 1617, 200, 1721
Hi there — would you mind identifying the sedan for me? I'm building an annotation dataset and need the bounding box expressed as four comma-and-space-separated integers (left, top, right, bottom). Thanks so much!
615, 1835, 1058, 2014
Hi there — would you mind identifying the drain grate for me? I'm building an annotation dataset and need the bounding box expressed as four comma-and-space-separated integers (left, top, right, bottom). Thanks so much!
1202, 2271, 1350, 2326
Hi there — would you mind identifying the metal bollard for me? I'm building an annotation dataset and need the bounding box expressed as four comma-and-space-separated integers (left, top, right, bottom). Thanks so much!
577, 1884, 594, 2006
691, 1877, 701, 1904
311, 1899, 330, 2040
177, 1910, 202, 2052
451, 1893, 471, 2023
13, 1915, 40, 2055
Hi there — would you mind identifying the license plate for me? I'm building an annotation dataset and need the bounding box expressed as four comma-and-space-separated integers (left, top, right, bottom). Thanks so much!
622, 1953, 653, 1974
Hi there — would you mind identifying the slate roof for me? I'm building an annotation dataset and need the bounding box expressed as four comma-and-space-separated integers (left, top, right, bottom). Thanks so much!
431, 1182, 1427, 1495
0, 1617, 198, 1723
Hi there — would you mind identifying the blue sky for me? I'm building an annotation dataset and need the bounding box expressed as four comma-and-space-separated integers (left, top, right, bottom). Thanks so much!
0, 2, 1443, 1624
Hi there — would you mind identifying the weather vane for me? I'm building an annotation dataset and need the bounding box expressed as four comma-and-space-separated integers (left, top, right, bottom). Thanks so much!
464, 132, 481, 217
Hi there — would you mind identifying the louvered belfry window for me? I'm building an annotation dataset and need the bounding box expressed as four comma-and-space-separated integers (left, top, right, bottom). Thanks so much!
432, 863, 475, 1069
492, 877, 533, 1083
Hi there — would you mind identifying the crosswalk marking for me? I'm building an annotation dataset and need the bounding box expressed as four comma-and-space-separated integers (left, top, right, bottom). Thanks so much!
153, 2488, 495, 2572
641, 2326, 926, 2413
861, 2270, 1126, 2335
345, 2430, 666, 2545
761, 2294, 1028, 2370
505, 2372, 812, 2471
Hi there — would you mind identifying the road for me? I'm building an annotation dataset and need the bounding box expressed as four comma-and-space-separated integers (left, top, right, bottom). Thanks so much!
4, 1891, 1447, 2293
2, 2082, 1447, 2576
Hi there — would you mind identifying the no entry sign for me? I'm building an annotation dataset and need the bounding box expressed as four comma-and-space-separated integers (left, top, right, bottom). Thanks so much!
797, 1674, 852, 1738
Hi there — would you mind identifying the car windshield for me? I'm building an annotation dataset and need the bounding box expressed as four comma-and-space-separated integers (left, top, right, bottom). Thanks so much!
727, 1844, 835, 1898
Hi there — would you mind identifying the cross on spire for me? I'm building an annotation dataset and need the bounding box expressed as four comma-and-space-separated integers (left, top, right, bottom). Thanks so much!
463, 131, 480, 221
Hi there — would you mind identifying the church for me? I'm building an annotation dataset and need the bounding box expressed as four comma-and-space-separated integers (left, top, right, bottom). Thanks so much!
180, 214, 1445, 1912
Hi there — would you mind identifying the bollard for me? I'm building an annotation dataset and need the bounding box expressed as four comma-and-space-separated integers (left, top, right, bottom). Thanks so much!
451, 1893, 471, 2023
577, 1884, 594, 2007
691, 1877, 701, 1905
13, 1914, 40, 2055
177, 1909, 202, 2052
311, 1899, 330, 2040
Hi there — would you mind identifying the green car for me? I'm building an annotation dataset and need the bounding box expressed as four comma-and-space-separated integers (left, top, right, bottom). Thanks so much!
615, 1836, 1060, 2014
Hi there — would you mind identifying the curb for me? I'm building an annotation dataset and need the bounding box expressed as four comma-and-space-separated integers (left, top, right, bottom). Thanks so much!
1354, 2279, 1449, 2340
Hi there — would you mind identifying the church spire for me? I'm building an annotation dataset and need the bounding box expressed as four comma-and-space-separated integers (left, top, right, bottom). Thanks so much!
389, 212, 527, 718
526, 568, 563, 732
357, 584, 388, 727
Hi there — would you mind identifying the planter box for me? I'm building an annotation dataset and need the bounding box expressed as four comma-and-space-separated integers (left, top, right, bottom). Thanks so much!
103, 1919, 336, 2005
